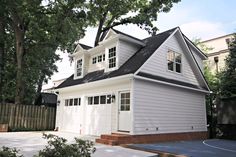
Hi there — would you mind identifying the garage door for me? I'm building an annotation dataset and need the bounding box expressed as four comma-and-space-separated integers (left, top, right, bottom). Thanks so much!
60, 98, 83, 133
85, 95, 112, 136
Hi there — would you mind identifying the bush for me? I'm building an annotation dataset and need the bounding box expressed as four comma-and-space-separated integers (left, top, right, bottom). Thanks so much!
34, 133, 96, 157
0, 146, 23, 157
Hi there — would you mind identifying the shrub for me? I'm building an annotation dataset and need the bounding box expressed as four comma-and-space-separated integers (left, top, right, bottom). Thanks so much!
0, 146, 23, 157
34, 133, 96, 157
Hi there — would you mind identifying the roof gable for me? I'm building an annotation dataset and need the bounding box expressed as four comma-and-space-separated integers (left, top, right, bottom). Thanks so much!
57, 27, 177, 89
135, 28, 210, 92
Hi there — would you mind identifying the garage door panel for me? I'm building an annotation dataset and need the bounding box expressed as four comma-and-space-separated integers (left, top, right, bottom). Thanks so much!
85, 104, 112, 136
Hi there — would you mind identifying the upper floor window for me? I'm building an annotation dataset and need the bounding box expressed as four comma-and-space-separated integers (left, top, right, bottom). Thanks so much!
167, 50, 182, 73
92, 57, 97, 64
76, 59, 83, 77
108, 47, 116, 68
92, 54, 105, 64
97, 55, 102, 62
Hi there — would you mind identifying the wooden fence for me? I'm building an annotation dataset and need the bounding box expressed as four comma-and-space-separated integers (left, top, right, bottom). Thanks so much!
0, 103, 56, 131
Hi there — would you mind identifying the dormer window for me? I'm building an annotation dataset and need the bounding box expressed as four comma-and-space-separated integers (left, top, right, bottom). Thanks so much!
76, 59, 83, 77
92, 57, 97, 64
108, 47, 116, 68
167, 50, 182, 73
97, 55, 102, 62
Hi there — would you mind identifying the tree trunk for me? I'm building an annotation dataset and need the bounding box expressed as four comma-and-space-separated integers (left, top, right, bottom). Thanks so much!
34, 73, 45, 105
15, 32, 24, 104
94, 13, 108, 46
14, 27, 25, 105
94, 20, 104, 46
0, 9, 4, 103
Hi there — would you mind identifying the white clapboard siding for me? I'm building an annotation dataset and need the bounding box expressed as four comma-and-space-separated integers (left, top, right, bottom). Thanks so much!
132, 79, 207, 135
118, 40, 139, 67
140, 34, 200, 86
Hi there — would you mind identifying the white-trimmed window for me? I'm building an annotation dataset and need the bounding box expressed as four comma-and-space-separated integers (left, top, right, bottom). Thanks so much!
103, 54, 105, 61
120, 92, 130, 111
92, 57, 97, 64
108, 47, 116, 68
87, 94, 112, 105
65, 98, 81, 106
76, 59, 83, 77
167, 50, 182, 73
97, 55, 102, 62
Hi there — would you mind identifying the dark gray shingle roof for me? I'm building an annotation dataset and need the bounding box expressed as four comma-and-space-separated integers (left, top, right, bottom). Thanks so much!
57, 27, 177, 89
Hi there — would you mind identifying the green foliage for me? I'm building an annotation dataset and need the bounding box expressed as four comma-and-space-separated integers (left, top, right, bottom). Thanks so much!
192, 38, 213, 52
219, 34, 236, 97
34, 134, 95, 157
1, 0, 88, 104
87, 0, 181, 45
0, 146, 23, 157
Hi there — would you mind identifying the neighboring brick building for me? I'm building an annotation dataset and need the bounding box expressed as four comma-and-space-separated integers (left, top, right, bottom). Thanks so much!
201, 34, 234, 74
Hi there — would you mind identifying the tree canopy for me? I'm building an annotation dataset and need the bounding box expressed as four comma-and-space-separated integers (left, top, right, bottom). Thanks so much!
0, 0, 88, 104
219, 35, 236, 97
0, 0, 181, 104
87, 0, 181, 46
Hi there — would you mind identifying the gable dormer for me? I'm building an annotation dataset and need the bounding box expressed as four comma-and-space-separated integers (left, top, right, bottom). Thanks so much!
72, 29, 145, 79
100, 29, 145, 72
71, 44, 92, 79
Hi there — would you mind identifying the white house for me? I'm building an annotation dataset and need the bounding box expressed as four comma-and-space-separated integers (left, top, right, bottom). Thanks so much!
55, 27, 210, 145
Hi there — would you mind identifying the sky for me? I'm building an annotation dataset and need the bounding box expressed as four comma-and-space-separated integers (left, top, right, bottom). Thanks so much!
43, 0, 236, 89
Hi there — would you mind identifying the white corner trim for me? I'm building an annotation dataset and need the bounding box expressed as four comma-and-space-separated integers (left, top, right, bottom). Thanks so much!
184, 37, 208, 60
134, 75, 210, 93
134, 28, 179, 75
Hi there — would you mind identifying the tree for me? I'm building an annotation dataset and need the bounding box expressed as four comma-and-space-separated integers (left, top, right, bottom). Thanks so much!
219, 34, 236, 97
2, 0, 88, 104
87, 0, 181, 46
0, 0, 6, 103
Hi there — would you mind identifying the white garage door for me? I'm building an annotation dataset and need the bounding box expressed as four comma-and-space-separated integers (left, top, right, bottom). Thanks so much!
60, 98, 83, 133
85, 95, 112, 136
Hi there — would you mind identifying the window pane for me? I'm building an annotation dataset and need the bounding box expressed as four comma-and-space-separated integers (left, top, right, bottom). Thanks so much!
88, 97, 93, 105
120, 104, 125, 111
126, 104, 130, 111
103, 54, 105, 61
100, 95, 106, 104
175, 53, 181, 63
167, 51, 174, 61
69, 99, 73, 106
107, 95, 111, 104
92, 57, 97, 64
168, 61, 174, 71
78, 98, 81, 106
176, 63, 181, 73
74, 98, 78, 106
77, 59, 82, 77
65, 99, 68, 106
121, 93, 125, 99
108, 47, 116, 68
94, 96, 99, 105
98, 55, 102, 62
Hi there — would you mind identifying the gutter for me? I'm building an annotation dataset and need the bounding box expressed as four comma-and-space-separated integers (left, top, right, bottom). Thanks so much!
56, 74, 134, 92
134, 75, 210, 94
